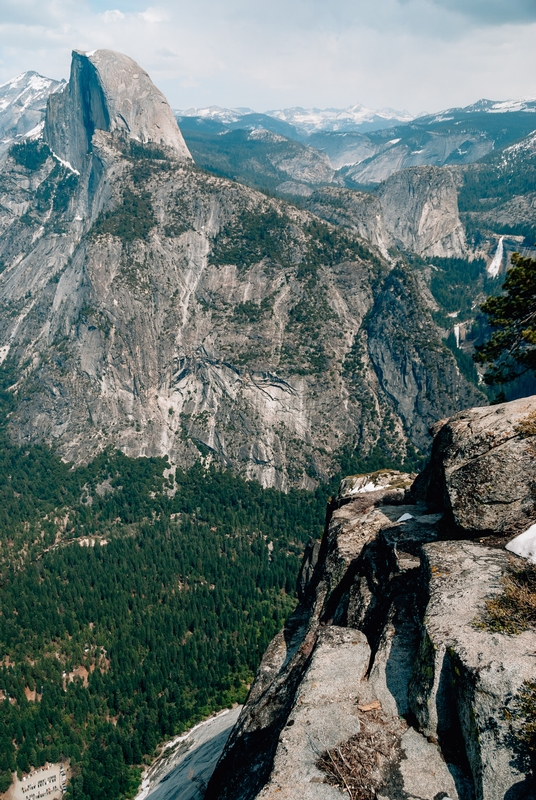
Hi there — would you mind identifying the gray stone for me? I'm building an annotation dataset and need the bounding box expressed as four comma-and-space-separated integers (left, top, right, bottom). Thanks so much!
208, 444, 536, 799
410, 541, 535, 800
255, 627, 370, 800
427, 395, 536, 534
0, 65, 484, 489
44, 49, 191, 171
136, 707, 242, 800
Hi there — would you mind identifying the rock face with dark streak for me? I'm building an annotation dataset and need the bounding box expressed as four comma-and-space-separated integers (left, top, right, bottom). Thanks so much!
44, 49, 192, 171
207, 397, 536, 799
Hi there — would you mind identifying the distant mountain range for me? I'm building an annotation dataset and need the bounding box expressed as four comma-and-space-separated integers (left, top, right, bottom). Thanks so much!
176, 99, 536, 192
176, 103, 416, 134
175, 97, 536, 135
2, 71, 536, 187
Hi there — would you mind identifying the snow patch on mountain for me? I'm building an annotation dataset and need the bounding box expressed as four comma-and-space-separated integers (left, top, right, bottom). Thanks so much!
176, 105, 253, 124
0, 70, 65, 154
175, 103, 415, 134
265, 104, 415, 133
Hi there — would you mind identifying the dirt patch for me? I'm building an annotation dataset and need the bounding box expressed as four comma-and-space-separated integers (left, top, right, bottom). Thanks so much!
62, 665, 89, 689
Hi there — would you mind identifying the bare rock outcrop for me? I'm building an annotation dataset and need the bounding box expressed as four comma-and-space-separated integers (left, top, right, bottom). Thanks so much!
425, 395, 536, 535
0, 50, 485, 489
206, 396, 536, 799
44, 49, 191, 171
377, 165, 467, 258
303, 166, 468, 260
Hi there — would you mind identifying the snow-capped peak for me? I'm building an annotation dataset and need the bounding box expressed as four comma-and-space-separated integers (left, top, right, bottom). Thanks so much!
176, 105, 253, 124
174, 103, 415, 135
0, 70, 66, 156
265, 104, 414, 134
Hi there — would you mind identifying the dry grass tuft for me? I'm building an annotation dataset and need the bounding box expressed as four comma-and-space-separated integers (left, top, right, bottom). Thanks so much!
477, 561, 536, 634
514, 411, 536, 438
316, 713, 399, 799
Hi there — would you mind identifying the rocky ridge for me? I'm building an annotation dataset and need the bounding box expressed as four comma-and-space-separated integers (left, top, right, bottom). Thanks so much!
0, 49, 484, 489
45, 49, 191, 173
206, 396, 536, 799
0, 71, 65, 157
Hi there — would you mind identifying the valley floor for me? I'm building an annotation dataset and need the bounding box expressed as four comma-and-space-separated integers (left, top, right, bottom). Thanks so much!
135, 706, 242, 800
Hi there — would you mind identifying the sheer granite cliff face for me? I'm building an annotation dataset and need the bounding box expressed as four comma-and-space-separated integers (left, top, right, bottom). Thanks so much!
207, 399, 536, 799
0, 50, 484, 489
304, 165, 467, 260
44, 49, 191, 173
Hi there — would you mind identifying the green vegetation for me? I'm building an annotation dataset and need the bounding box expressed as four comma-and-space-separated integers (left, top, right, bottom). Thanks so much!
496, 222, 536, 249
301, 219, 381, 271
443, 332, 481, 386
337, 440, 425, 478
180, 127, 302, 193
8, 154, 79, 231
10, 140, 51, 171
53, 172, 79, 216
233, 297, 272, 323
210, 208, 291, 269
475, 254, 536, 384
427, 256, 487, 317
127, 141, 168, 162
511, 681, 536, 760
458, 157, 536, 213
92, 189, 156, 242
284, 220, 380, 375
212, 213, 381, 375
0, 360, 329, 800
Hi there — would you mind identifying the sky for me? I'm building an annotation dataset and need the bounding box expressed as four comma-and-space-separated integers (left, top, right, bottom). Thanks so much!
0, 0, 535, 114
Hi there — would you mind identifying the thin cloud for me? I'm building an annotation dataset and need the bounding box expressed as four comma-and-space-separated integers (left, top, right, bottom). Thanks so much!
0, 0, 534, 113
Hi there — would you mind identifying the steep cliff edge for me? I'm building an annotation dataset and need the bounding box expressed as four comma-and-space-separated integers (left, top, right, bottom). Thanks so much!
206, 396, 536, 799
44, 49, 191, 172
304, 165, 467, 260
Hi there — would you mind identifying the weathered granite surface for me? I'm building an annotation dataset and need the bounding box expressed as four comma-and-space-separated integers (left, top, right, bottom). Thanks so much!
206, 398, 536, 799
425, 395, 536, 535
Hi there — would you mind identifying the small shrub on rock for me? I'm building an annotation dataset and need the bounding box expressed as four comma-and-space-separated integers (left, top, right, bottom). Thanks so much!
477, 562, 536, 634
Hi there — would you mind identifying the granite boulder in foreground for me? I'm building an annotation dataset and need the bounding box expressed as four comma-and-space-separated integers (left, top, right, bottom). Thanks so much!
205, 398, 536, 799
424, 394, 536, 536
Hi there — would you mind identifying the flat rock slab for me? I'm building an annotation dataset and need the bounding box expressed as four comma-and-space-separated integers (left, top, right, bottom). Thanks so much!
136, 707, 242, 800
257, 626, 370, 799
392, 727, 459, 800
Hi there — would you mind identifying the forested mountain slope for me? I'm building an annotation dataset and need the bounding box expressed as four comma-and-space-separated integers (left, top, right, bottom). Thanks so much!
0, 358, 327, 799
